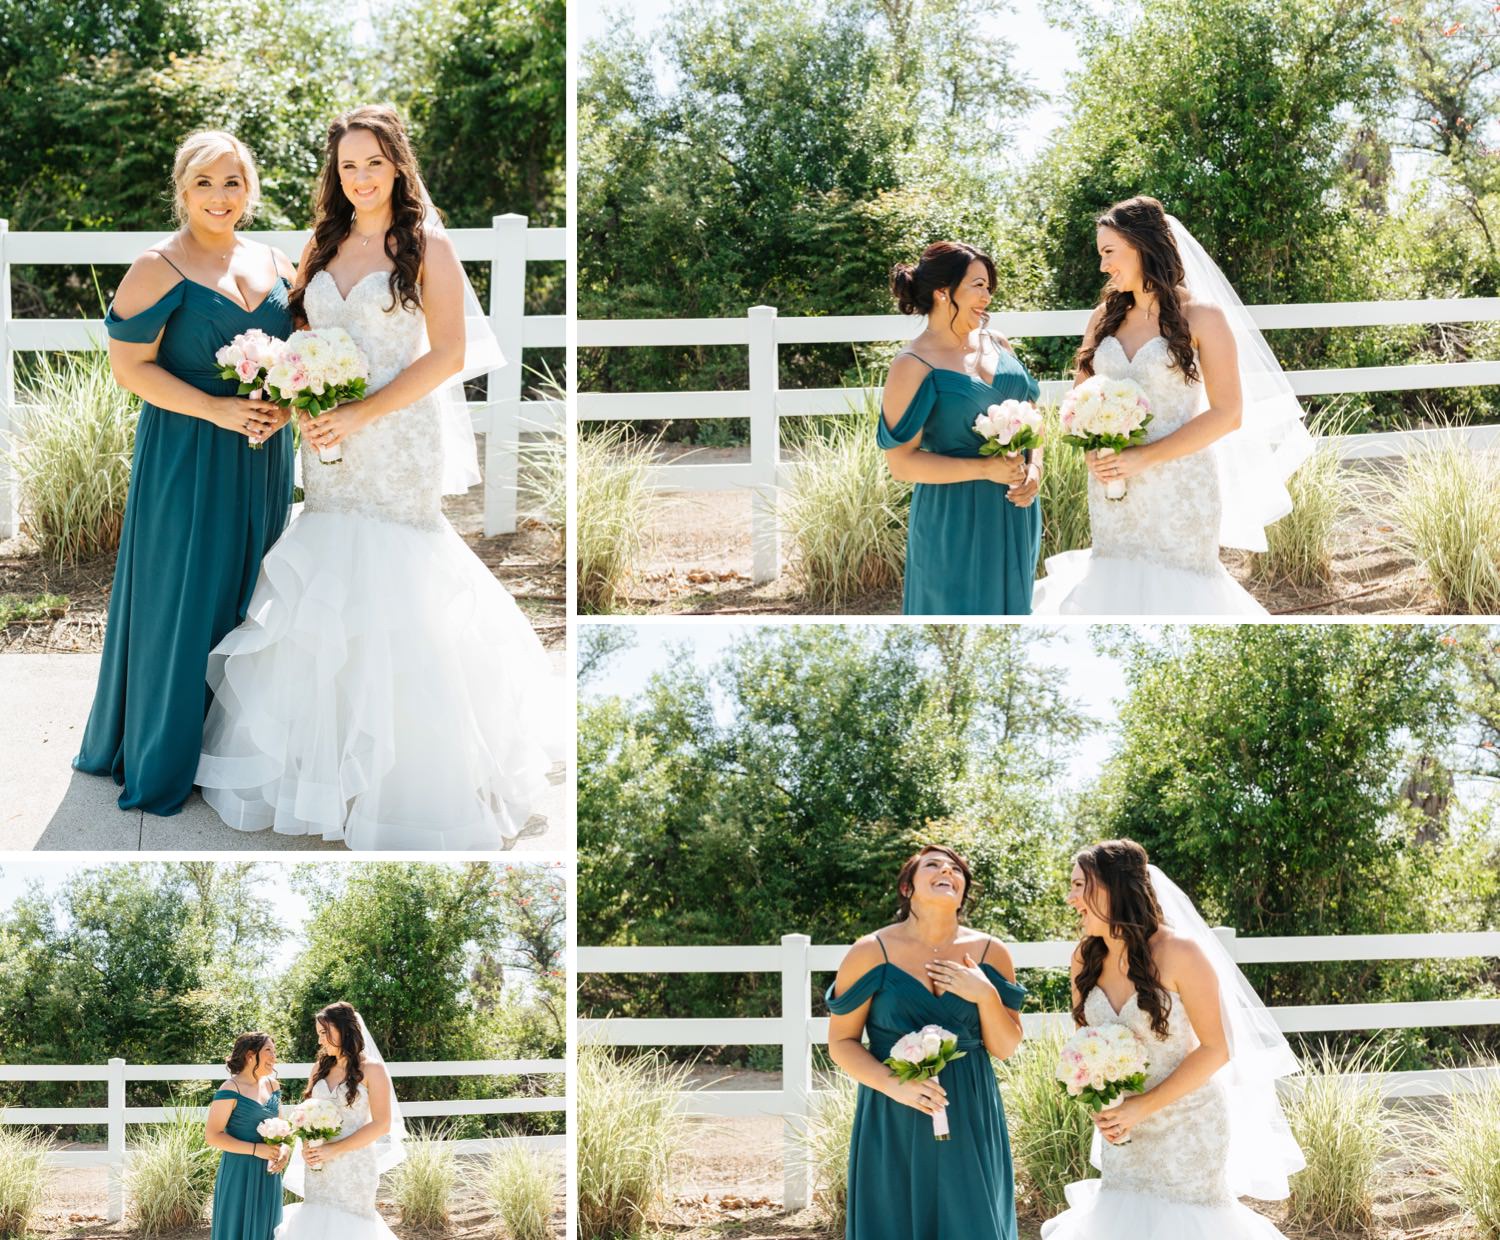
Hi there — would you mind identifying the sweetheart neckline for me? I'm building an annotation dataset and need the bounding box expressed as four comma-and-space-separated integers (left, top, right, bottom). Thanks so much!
310, 268, 392, 303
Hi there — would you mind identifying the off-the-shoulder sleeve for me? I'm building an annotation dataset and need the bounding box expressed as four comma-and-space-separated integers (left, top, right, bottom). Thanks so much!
877, 374, 937, 448
981, 964, 1027, 1010
1022, 366, 1040, 403
211, 1088, 242, 1103
104, 282, 186, 343
825, 965, 884, 1014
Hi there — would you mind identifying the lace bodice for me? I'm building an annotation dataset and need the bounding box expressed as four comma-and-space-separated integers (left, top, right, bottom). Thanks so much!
1085, 333, 1224, 575
1082, 986, 1233, 1207
299, 1078, 381, 1218
300, 269, 445, 531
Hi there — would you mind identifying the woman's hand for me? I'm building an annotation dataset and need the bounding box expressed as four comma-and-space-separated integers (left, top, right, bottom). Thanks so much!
980, 453, 1027, 487
1006, 460, 1042, 506
267, 1148, 290, 1174
1086, 446, 1152, 484
886, 1075, 947, 1115
926, 953, 997, 1004
301, 1141, 340, 1169
301, 400, 376, 452
1095, 1093, 1152, 1143
208, 396, 283, 442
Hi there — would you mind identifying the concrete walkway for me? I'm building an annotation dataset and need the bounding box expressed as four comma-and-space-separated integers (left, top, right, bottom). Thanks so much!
0, 653, 571, 852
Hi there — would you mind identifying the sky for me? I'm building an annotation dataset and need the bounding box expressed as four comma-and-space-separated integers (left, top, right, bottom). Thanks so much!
583, 620, 1128, 792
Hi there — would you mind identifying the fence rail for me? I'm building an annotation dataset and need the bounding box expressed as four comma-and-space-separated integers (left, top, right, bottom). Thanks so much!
579, 301, 1500, 581
0, 1057, 565, 1221
0, 215, 564, 540
579, 930, 1500, 1209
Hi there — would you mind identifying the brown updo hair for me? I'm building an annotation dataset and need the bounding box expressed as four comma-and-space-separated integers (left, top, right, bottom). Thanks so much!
225, 1032, 273, 1076
1071, 839, 1173, 1039
894, 845, 974, 922
305, 1001, 366, 1106
890, 242, 996, 333
288, 104, 430, 326
1075, 196, 1199, 384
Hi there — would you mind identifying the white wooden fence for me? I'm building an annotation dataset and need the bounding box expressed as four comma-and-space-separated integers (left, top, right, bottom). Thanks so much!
0, 214, 564, 540
0, 1056, 565, 1222
578, 300, 1500, 581
579, 930, 1500, 1210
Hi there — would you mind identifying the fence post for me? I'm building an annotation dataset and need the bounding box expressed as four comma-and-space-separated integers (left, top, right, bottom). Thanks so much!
781, 933, 812, 1210
485, 213, 527, 536
107, 1057, 125, 1222
0, 219, 15, 540
1214, 926, 1238, 956
747, 305, 780, 584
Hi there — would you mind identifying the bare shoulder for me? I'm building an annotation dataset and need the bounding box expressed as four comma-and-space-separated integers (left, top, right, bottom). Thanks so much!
1183, 297, 1230, 341
1156, 929, 1212, 978
113, 247, 184, 317
420, 226, 461, 275
216, 1078, 240, 1096
363, 1058, 391, 1084
266, 243, 296, 281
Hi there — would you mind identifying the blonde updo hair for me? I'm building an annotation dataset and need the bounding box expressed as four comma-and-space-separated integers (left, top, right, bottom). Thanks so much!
171, 131, 261, 227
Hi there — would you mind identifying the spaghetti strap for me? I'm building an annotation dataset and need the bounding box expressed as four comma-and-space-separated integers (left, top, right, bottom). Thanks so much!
895, 351, 936, 369
873, 934, 889, 961
977, 938, 992, 965
146, 249, 187, 278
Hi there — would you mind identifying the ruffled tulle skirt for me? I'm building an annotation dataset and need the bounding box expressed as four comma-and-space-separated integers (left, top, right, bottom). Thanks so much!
1040, 1182, 1289, 1240
275, 1202, 398, 1240
196, 509, 564, 850
1030, 549, 1268, 616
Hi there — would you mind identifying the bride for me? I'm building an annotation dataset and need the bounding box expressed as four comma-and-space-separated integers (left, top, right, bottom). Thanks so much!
279, 1002, 404, 1239
1042, 839, 1305, 1239
1031, 196, 1313, 615
196, 104, 562, 849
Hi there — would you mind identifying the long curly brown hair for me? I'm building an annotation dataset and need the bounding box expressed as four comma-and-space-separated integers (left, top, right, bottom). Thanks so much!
1074, 196, 1199, 385
288, 104, 429, 326
1071, 839, 1172, 1039
305, 1002, 366, 1106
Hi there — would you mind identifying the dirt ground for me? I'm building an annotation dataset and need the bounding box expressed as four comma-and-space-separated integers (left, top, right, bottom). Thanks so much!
612, 453, 1442, 616
0, 469, 565, 654
25, 1153, 566, 1238
647, 1075, 1473, 1240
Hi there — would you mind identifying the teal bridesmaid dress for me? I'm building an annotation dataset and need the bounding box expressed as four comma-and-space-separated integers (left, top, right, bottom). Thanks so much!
209, 1086, 284, 1240
74, 249, 294, 815
826, 938, 1027, 1240
878, 336, 1043, 615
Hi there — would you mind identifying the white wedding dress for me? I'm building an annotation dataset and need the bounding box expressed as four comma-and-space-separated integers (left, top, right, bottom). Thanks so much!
196, 269, 563, 849
1031, 334, 1268, 615
277, 1079, 396, 1240
1040, 987, 1289, 1240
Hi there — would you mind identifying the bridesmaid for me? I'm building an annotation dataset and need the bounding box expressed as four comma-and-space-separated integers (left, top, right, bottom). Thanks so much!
205, 1032, 288, 1240
74, 131, 295, 814
879, 242, 1044, 615
826, 845, 1027, 1240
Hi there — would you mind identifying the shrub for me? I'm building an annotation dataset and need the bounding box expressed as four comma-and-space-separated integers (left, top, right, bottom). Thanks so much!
484, 1142, 556, 1240
1251, 407, 1356, 588
13, 347, 137, 565
0, 1128, 51, 1238
577, 425, 655, 613
1409, 1075, 1500, 1239
996, 1025, 1095, 1216
1375, 432, 1500, 613
1281, 1044, 1388, 1233
127, 1109, 218, 1234
390, 1127, 457, 1229
577, 1045, 690, 1238
801, 1074, 858, 1231
781, 401, 909, 611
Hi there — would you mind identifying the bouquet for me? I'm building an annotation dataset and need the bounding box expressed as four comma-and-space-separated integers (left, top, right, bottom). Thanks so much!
255, 1115, 295, 1164
286, 1097, 342, 1171
1055, 1024, 1151, 1145
885, 1024, 967, 1140
973, 399, 1043, 458
263, 328, 370, 465
214, 329, 282, 450
1059, 375, 1153, 499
